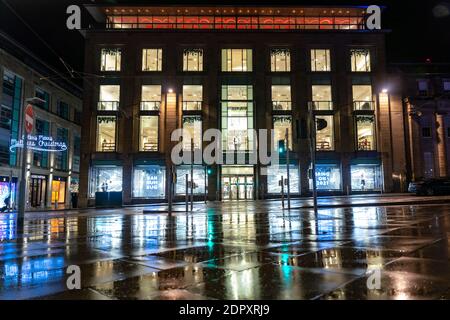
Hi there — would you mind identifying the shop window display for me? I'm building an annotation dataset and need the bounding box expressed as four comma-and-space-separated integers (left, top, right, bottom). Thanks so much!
133, 165, 166, 198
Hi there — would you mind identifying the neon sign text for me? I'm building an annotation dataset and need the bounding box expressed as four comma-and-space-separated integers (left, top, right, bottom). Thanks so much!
10, 135, 68, 153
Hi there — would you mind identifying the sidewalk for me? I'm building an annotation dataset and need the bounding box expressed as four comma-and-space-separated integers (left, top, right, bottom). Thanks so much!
5, 193, 450, 215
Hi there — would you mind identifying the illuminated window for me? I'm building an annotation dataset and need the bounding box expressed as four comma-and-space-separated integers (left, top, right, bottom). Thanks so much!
54, 127, 68, 170
57, 101, 69, 120
418, 80, 429, 95
182, 116, 202, 151
34, 87, 50, 110
311, 49, 330, 72
142, 48, 162, 71
356, 115, 376, 151
133, 165, 165, 198
183, 49, 203, 71
315, 115, 334, 151
270, 49, 291, 72
267, 165, 300, 194
98, 85, 120, 110
182, 85, 203, 111
175, 166, 206, 195
221, 85, 254, 151
89, 166, 123, 197
351, 165, 382, 191
141, 85, 161, 111
352, 85, 373, 110
140, 116, 159, 151
33, 119, 49, 168
311, 85, 332, 110
97, 116, 116, 152
221, 49, 252, 72
309, 164, 341, 191
100, 48, 121, 71
273, 116, 292, 150
444, 80, 450, 91
271, 85, 291, 110
350, 49, 371, 72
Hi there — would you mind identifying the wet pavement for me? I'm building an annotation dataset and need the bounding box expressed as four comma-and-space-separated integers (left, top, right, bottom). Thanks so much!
1, 200, 449, 300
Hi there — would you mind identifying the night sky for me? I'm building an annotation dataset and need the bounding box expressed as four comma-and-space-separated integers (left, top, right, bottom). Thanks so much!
1, 0, 449, 80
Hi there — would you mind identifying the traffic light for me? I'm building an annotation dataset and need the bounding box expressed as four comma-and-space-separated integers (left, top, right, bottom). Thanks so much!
278, 139, 286, 154
207, 167, 213, 175
316, 118, 328, 131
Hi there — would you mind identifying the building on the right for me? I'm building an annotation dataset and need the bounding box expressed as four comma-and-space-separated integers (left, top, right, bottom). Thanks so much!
396, 63, 450, 182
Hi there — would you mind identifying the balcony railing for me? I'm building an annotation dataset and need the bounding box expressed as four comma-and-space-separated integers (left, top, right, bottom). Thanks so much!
98, 101, 119, 111
183, 101, 202, 111
353, 101, 374, 111
101, 142, 116, 152
272, 101, 292, 111
316, 140, 332, 151
309, 101, 333, 111
140, 101, 161, 111
142, 142, 158, 152
357, 139, 374, 151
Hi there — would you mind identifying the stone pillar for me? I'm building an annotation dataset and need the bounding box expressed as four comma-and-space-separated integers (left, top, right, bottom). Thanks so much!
407, 104, 422, 181
436, 113, 447, 177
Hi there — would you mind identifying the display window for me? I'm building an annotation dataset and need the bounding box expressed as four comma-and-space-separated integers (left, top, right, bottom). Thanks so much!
175, 166, 206, 195
133, 165, 166, 198
89, 166, 123, 197
51, 178, 66, 204
309, 164, 342, 191
351, 164, 382, 191
0, 178, 16, 208
266, 165, 299, 194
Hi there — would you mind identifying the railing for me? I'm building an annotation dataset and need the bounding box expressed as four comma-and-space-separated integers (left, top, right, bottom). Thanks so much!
98, 101, 119, 111
272, 101, 291, 111
353, 101, 374, 111
101, 142, 116, 152
142, 142, 158, 151
418, 90, 430, 97
183, 101, 202, 111
140, 101, 161, 111
316, 140, 332, 151
106, 15, 366, 30
357, 140, 373, 151
309, 101, 333, 111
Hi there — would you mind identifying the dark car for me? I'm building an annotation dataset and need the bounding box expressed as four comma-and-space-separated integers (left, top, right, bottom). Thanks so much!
408, 178, 450, 196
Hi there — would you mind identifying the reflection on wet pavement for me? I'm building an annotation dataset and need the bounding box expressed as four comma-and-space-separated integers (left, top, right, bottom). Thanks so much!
0, 202, 450, 300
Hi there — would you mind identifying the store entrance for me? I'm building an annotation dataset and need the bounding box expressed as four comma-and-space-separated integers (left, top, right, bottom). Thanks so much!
51, 178, 66, 205
222, 175, 254, 201
29, 175, 47, 207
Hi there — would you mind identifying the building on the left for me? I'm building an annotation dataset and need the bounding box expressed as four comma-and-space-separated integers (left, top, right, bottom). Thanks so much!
0, 32, 82, 210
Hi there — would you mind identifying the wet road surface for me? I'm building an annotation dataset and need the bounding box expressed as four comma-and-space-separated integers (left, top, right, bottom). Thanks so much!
1, 201, 449, 300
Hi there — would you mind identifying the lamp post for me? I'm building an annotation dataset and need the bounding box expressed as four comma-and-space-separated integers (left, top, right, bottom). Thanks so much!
190, 138, 194, 211
285, 128, 291, 210
309, 104, 318, 213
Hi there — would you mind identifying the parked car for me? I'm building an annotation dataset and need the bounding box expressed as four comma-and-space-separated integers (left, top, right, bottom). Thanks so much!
408, 178, 450, 196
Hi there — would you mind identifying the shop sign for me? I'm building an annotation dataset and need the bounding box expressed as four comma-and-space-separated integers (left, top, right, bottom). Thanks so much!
10, 135, 67, 153
145, 174, 161, 192
316, 167, 331, 189
30, 175, 46, 180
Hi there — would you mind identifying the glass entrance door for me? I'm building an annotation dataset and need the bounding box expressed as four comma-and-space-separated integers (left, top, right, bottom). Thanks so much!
222, 175, 254, 201
29, 177, 47, 207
